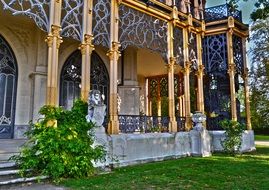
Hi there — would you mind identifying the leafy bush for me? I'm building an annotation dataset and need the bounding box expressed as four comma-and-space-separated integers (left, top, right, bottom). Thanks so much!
220, 120, 245, 155
12, 100, 105, 181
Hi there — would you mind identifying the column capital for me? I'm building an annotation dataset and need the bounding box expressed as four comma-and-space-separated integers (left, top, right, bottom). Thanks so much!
45, 34, 53, 47
228, 64, 236, 76
107, 41, 121, 61
51, 25, 62, 36
195, 65, 204, 77
243, 68, 249, 79
79, 35, 95, 55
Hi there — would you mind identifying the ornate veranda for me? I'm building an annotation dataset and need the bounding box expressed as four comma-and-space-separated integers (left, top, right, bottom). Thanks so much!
0, 0, 251, 137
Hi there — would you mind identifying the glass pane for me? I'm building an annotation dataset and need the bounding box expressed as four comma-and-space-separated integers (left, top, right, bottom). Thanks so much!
0, 74, 6, 116
5, 75, 14, 119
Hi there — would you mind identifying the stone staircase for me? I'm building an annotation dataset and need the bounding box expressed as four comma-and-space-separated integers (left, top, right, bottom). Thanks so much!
0, 140, 48, 187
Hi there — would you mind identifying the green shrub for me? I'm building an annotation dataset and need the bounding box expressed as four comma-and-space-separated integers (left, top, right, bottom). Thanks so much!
12, 100, 105, 181
220, 119, 246, 155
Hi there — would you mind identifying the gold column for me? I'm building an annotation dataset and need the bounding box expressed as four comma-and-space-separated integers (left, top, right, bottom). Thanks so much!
242, 38, 252, 130
45, 0, 62, 106
107, 0, 120, 134
183, 28, 192, 130
167, 21, 177, 132
227, 28, 237, 121
196, 33, 204, 113
80, 0, 94, 102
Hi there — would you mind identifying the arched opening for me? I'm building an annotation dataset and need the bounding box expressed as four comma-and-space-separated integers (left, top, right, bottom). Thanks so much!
60, 50, 109, 110
0, 35, 18, 139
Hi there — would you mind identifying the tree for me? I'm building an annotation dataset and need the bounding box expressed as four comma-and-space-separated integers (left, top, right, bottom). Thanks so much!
229, 0, 269, 21
249, 18, 269, 131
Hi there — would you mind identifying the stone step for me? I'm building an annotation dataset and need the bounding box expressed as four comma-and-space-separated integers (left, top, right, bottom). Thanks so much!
0, 176, 49, 186
0, 162, 16, 169
0, 152, 19, 162
0, 169, 20, 176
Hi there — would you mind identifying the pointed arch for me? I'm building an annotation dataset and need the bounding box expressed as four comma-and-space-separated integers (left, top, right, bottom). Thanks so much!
60, 50, 109, 109
0, 35, 18, 139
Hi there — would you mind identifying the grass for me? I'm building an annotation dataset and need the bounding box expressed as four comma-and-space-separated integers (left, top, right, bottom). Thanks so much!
255, 135, 269, 141
62, 146, 269, 190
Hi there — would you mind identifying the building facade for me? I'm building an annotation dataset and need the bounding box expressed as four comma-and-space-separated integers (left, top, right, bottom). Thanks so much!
0, 0, 251, 139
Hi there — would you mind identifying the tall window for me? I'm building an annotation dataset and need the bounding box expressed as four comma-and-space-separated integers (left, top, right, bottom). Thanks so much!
0, 35, 17, 139
60, 50, 109, 110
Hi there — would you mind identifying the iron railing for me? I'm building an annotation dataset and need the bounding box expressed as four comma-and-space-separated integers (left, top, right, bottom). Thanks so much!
119, 115, 170, 133
205, 4, 242, 22
207, 116, 247, 130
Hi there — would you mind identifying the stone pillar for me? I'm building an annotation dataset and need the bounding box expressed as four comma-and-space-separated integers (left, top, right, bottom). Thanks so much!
227, 29, 237, 121
107, 0, 120, 134
80, 0, 94, 102
183, 28, 192, 130
196, 33, 205, 113
45, 0, 62, 106
242, 38, 252, 130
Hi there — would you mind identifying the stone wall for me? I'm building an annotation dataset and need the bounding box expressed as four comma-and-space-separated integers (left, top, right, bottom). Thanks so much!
95, 130, 256, 167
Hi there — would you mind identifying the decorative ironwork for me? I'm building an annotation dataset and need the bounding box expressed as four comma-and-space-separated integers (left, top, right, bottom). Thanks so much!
60, 50, 109, 110
119, 115, 169, 133
0, 35, 17, 139
233, 35, 244, 75
203, 33, 232, 130
189, 32, 198, 71
174, 27, 184, 66
61, 0, 83, 41
160, 77, 168, 97
1, 0, 50, 32
205, 4, 242, 22
149, 79, 158, 98
176, 117, 186, 131
203, 34, 228, 74
92, 0, 110, 48
119, 5, 168, 60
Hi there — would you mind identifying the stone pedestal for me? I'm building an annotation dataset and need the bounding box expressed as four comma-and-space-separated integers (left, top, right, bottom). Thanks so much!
92, 126, 111, 167
190, 129, 211, 157
190, 111, 211, 157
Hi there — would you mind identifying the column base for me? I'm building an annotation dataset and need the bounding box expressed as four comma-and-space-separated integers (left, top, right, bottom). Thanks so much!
185, 116, 192, 131
108, 119, 120, 135
169, 120, 178, 133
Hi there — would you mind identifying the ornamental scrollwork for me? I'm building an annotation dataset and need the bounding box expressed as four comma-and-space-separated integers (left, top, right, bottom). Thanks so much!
202, 34, 228, 75
232, 35, 244, 75
174, 27, 184, 66
189, 32, 198, 71
92, 0, 111, 48
0, 0, 50, 32
61, 0, 83, 41
119, 5, 168, 60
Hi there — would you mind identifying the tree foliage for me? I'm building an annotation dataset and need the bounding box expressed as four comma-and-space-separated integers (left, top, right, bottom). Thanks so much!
249, 17, 269, 130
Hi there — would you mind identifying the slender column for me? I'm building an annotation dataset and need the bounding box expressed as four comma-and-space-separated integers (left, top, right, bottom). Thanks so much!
45, 0, 62, 106
193, 0, 200, 19
183, 28, 192, 130
227, 29, 237, 121
107, 0, 120, 134
196, 33, 204, 113
242, 38, 252, 130
167, 21, 177, 132
80, 0, 94, 102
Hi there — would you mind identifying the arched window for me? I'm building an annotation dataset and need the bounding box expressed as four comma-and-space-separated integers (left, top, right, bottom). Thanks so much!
0, 35, 18, 139
60, 50, 109, 110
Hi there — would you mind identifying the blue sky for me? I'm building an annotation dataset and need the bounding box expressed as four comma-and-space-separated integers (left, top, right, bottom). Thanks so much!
206, 0, 256, 24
